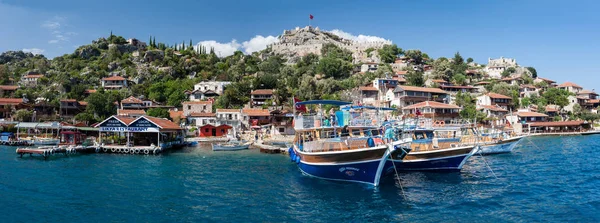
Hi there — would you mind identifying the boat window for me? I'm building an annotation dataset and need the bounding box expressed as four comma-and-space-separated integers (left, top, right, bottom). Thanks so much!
351, 129, 362, 136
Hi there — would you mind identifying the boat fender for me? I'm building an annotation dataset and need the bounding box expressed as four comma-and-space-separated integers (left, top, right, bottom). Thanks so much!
295, 156, 300, 164
111, 148, 116, 153
103, 148, 107, 152
130, 149, 135, 154
367, 138, 375, 148
124, 148, 129, 153
50, 149, 55, 155
288, 147, 293, 155
291, 154, 296, 162
144, 149, 149, 155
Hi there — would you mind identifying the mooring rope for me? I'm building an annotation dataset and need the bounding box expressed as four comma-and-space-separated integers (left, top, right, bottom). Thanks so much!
388, 143, 407, 200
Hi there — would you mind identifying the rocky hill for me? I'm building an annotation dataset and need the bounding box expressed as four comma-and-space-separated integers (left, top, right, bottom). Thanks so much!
268, 26, 390, 64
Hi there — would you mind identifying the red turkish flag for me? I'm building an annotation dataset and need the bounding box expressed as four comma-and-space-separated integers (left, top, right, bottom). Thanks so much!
294, 97, 307, 112
416, 109, 422, 116
309, 14, 314, 20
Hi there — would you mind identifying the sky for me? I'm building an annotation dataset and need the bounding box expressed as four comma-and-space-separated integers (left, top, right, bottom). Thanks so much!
1, 0, 599, 89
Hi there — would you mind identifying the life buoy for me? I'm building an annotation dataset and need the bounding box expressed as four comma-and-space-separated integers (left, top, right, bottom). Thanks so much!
440, 121, 445, 127
419, 121, 425, 128
124, 148, 129, 153
103, 148, 107, 152
144, 149, 149, 155
111, 148, 116, 153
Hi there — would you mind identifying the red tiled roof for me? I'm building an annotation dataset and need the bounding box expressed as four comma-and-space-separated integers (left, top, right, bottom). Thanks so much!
557, 82, 582, 88
216, 109, 241, 113
85, 89, 97, 94
0, 85, 19, 91
432, 79, 448, 83
529, 121, 585, 127
121, 96, 143, 104
475, 81, 491, 85
78, 101, 88, 106
117, 109, 146, 115
143, 116, 182, 130
102, 76, 126, 81
440, 85, 474, 89
578, 90, 598, 95
396, 85, 447, 94
169, 110, 184, 120
517, 111, 548, 117
24, 74, 44, 79
487, 93, 512, 99
359, 86, 378, 91
396, 71, 408, 75
393, 77, 406, 82
251, 89, 274, 95
545, 105, 559, 112
182, 101, 212, 105
478, 105, 508, 112
520, 84, 537, 89
0, 98, 23, 105
188, 112, 216, 117
501, 76, 521, 81
537, 77, 556, 83
113, 116, 137, 125
60, 99, 77, 102
242, 108, 270, 116
402, 101, 460, 110
587, 99, 600, 104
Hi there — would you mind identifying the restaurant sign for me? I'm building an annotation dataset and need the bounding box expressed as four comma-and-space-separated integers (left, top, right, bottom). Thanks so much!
99, 127, 159, 132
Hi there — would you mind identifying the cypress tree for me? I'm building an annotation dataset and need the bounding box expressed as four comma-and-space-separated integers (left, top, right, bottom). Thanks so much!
149, 36, 152, 48
189, 39, 193, 48
153, 37, 157, 48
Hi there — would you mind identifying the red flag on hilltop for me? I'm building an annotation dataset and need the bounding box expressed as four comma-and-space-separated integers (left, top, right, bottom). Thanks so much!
294, 98, 307, 112
309, 14, 314, 20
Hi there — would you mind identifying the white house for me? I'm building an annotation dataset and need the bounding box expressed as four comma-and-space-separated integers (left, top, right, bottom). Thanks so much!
22, 73, 44, 86
557, 82, 583, 94
186, 81, 231, 101
216, 109, 243, 130
360, 62, 379, 73
101, 76, 128, 90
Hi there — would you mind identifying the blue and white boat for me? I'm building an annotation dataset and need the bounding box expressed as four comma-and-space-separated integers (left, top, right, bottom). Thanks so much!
477, 131, 525, 155
388, 128, 477, 171
289, 100, 410, 186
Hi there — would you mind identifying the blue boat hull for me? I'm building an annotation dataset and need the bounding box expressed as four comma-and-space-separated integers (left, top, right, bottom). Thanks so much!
389, 154, 471, 172
478, 137, 524, 155
298, 159, 386, 185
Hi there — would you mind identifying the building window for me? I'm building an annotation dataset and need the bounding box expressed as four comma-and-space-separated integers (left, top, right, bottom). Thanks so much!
188, 105, 191, 110
279, 128, 285, 133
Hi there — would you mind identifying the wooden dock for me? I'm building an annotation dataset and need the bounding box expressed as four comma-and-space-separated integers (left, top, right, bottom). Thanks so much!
16, 146, 98, 160
253, 141, 289, 154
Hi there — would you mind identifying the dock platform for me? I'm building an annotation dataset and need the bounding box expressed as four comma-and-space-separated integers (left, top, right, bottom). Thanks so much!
16, 146, 98, 160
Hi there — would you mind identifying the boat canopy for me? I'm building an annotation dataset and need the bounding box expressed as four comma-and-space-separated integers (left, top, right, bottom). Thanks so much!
341, 105, 396, 111
14, 122, 61, 129
295, 100, 352, 106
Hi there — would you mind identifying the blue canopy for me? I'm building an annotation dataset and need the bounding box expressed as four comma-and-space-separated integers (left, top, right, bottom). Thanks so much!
341, 105, 397, 111
295, 100, 352, 106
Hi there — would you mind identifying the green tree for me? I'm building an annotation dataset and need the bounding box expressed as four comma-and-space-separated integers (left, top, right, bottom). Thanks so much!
405, 69, 424, 86
452, 74, 466, 85
146, 108, 171, 119
521, 97, 531, 108
404, 50, 424, 66
14, 109, 33, 122
467, 57, 474, 63
526, 67, 537, 78
377, 44, 401, 63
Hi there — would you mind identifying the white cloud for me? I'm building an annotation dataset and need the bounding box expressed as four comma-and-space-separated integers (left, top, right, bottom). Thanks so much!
41, 16, 73, 44
242, 35, 279, 54
22, 48, 45, 55
194, 40, 241, 57
329, 29, 391, 43
42, 21, 60, 29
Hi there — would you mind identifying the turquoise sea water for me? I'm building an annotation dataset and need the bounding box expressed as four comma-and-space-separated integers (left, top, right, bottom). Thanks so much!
1, 135, 599, 222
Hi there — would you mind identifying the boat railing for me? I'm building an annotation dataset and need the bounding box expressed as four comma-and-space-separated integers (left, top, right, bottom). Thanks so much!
295, 113, 389, 130
298, 136, 384, 153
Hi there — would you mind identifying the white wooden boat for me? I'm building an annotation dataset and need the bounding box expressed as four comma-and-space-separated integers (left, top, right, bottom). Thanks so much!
212, 141, 251, 151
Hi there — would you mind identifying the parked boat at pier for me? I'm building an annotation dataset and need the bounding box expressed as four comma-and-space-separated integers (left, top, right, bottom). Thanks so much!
389, 127, 477, 171
290, 100, 410, 186
477, 130, 525, 155
212, 140, 251, 151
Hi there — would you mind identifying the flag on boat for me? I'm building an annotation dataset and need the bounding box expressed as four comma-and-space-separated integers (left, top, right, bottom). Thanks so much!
309, 14, 314, 20
294, 98, 307, 112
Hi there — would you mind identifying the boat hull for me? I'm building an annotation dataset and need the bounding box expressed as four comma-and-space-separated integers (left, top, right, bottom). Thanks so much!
390, 145, 476, 172
298, 159, 386, 185
478, 136, 524, 155
212, 143, 250, 151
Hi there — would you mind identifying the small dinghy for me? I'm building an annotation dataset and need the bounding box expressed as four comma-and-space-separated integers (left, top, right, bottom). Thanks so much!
212, 140, 251, 151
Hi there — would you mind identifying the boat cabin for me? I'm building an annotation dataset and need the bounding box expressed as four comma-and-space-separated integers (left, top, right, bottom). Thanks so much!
60, 131, 87, 145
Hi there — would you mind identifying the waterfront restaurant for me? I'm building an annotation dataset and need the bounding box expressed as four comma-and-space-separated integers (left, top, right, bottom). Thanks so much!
95, 115, 184, 148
